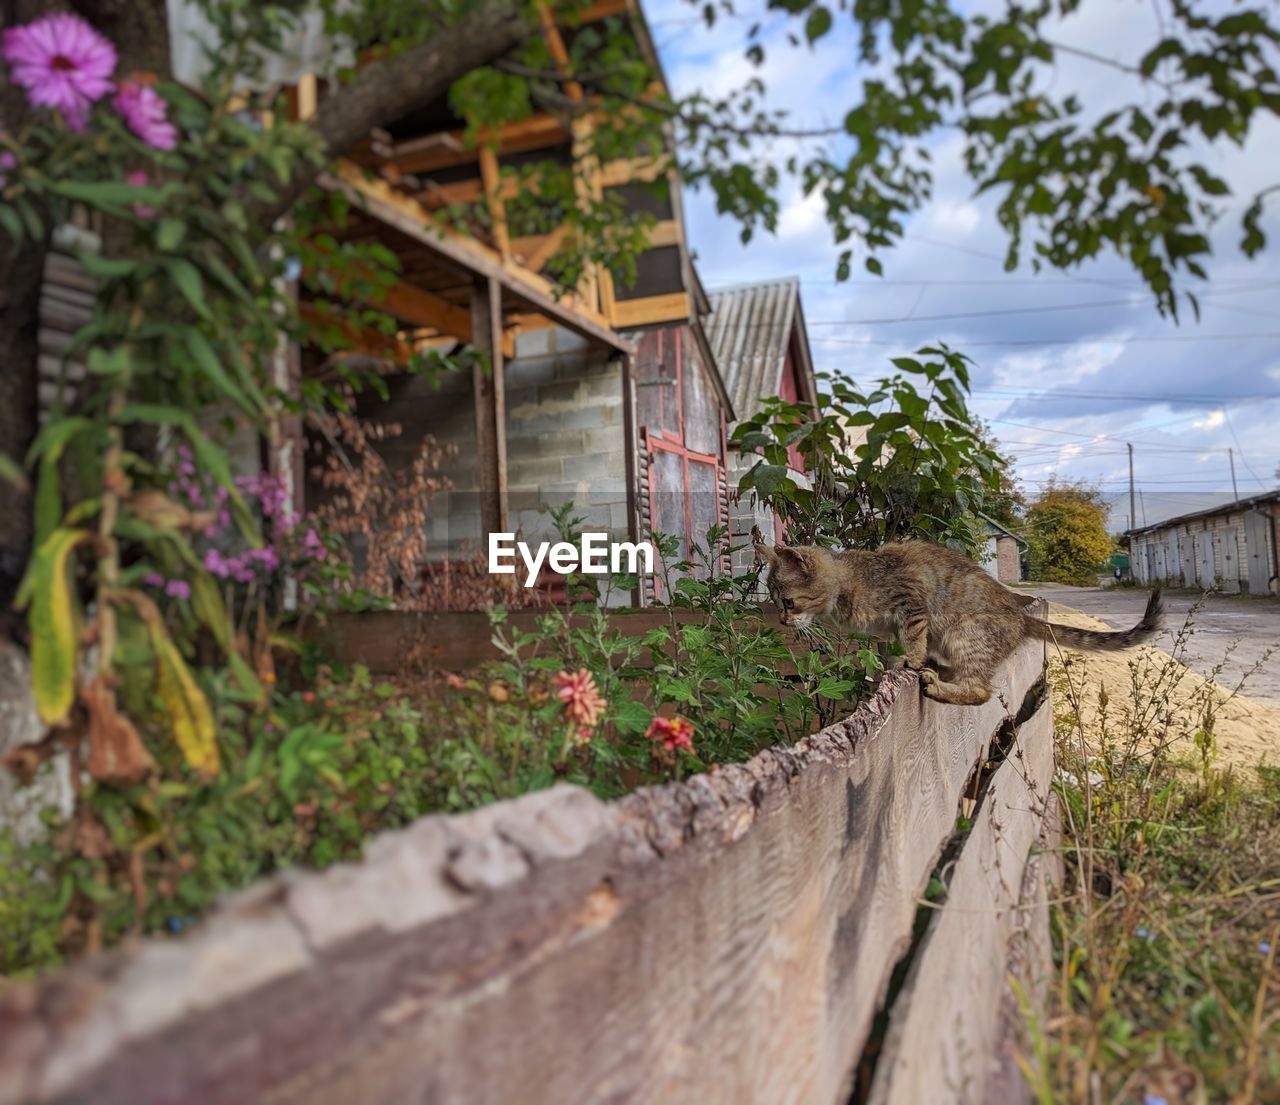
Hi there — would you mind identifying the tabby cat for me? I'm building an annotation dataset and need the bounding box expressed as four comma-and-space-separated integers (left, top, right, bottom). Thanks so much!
753, 527, 1163, 706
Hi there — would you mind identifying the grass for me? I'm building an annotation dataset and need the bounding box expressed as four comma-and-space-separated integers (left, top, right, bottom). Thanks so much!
1032, 608, 1280, 1103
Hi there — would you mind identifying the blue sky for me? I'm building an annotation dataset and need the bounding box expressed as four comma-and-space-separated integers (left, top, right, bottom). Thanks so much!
647, 0, 1280, 526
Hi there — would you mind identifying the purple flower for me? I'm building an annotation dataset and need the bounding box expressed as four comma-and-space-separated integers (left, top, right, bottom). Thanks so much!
1143, 1096, 1169, 1105
203, 547, 229, 579
1, 14, 116, 130
142, 571, 164, 588
113, 80, 176, 150
1261, 943, 1272, 956
165, 579, 191, 601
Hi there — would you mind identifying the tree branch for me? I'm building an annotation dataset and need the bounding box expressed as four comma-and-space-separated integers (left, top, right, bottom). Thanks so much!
260, 0, 537, 224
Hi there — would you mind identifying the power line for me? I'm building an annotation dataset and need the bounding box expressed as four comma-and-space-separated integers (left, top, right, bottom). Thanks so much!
808, 330, 1280, 347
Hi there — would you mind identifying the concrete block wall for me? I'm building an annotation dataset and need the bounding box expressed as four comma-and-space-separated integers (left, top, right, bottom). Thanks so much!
503, 327, 629, 548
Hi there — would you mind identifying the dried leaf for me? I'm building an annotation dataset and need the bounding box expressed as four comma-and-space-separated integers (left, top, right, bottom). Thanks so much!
83, 676, 154, 785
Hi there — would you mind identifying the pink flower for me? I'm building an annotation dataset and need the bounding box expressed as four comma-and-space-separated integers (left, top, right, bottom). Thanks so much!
113, 79, 176, 150
0, 150, 16, 189
124, 169, 154, 218
142, 571, 164, 588
646, 715, 695, 754
1, 14, 116, 131
554, 669, 606, 730
164, 579, 191, 601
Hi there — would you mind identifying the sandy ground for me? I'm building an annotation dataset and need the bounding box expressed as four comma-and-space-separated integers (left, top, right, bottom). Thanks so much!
1036, 598, 1280, 771
1022, 584, 1280, 707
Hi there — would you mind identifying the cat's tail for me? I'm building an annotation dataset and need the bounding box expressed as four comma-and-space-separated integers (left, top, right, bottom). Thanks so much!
1023, 587, 1164, 652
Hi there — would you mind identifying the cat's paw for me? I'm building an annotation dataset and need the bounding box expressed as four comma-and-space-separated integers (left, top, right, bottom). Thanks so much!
918, 668, 940, 689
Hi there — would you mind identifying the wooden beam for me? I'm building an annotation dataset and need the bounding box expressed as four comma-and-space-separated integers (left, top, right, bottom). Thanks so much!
478, 146, 511, 259
471, 278, 508, 536
643, 219, 681, 249
298, 302, 417, 365
328, 162, 631, 353
515, 225, 571, 272
612, 291, 690, 329
376, 281, 472, 341
600, 155, 672, 188
387, 115, 567, 175
575, 0, 629, 23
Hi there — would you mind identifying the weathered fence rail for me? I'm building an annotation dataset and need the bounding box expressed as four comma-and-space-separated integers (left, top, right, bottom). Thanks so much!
0, 630, 1056, 1105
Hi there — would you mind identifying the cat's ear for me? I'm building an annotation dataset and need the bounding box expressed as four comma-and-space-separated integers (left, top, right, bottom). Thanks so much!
777, 547, 815, 577
751, 525, 777, 565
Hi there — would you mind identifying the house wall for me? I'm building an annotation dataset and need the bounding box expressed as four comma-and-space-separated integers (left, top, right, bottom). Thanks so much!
996, 535, 1022, 583
329, 328, 627, 568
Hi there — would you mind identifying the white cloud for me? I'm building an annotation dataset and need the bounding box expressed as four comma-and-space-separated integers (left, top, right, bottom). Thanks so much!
927, 200, 981, 237
1192, 410, 1225, 431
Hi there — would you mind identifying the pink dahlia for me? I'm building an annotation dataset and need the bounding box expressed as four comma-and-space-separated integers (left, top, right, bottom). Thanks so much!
1, 14, 116, 131
554, 668, 606, 730
646, 715, 695, 754
113, 80, 176, 151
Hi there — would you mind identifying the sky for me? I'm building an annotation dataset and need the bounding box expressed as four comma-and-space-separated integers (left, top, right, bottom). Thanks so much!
646, 0, 1280, 530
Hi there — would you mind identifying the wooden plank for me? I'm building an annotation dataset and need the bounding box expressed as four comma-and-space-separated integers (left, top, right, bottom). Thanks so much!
471, 277, 508, 535
3, 647, 1045, 1105
514, 225, 571, 272
388, 115, 567, 175
613, 291, 690, 328
478, 146, 511, 259
644, 219, 681, 249
375, 280, 472, 340
327, 162, 631, 353
868, 693, 1056, 1105
601, 155, 672, 187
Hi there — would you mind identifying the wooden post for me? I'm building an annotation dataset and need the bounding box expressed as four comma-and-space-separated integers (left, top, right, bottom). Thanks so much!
470, 277, 508, 536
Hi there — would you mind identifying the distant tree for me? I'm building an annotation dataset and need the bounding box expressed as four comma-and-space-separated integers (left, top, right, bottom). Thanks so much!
1025, 482, 1113, 585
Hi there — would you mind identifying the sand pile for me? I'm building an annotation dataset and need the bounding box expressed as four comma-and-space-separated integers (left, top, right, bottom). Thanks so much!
1043, 601, 1280, 771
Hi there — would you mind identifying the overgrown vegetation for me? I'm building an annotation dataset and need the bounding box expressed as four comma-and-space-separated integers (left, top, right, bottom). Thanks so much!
732, 346, 1008, 556
0, 511, 880, 974
1034, 616, 1280, 1102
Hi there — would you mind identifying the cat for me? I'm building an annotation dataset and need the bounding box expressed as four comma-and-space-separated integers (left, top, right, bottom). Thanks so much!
752, 526, 1163, 706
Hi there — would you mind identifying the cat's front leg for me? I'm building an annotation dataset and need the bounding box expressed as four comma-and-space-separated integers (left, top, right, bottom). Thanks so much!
898, 615, 930, 670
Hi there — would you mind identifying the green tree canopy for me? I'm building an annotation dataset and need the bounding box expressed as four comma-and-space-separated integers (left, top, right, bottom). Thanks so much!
1025, 482, 1114, 585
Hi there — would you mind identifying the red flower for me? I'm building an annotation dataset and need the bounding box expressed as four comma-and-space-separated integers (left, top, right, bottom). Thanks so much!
646, 715, 695, 754
554, 668, 606, 730
301, 690, 316, 704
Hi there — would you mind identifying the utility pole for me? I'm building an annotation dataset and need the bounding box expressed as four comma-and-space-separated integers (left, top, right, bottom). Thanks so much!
1128, 442, 1136, 533
1229, 447, 1239, 502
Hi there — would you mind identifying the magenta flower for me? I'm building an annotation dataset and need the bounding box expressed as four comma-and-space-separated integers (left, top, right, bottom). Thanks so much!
1, 14, 116, 131
113, 80, 176, 150
164, 579, 191, 601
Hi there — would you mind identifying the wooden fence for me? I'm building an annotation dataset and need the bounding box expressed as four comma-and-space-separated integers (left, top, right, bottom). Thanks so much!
0, 632, 1056, 1105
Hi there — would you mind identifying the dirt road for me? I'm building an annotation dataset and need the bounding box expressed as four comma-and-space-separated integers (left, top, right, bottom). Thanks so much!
1020, 584, 1280, 709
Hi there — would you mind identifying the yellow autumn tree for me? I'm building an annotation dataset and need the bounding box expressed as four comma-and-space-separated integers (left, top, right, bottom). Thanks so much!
1025, 484, 1114, 586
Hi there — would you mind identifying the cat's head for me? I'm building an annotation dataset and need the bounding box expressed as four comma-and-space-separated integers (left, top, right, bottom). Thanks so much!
752, 526, 834, 628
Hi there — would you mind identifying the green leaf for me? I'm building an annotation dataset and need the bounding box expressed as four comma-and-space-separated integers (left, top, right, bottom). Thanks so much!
184, 329, 254, 415
165, 258, 212, 320
78, 252, 138, 280
804, 6, 832, 43
156, 218, 187, 252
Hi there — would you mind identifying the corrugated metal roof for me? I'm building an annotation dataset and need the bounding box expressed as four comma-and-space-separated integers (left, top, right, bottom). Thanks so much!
705, 277, 808, 421
1127, 488, 1280, 535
